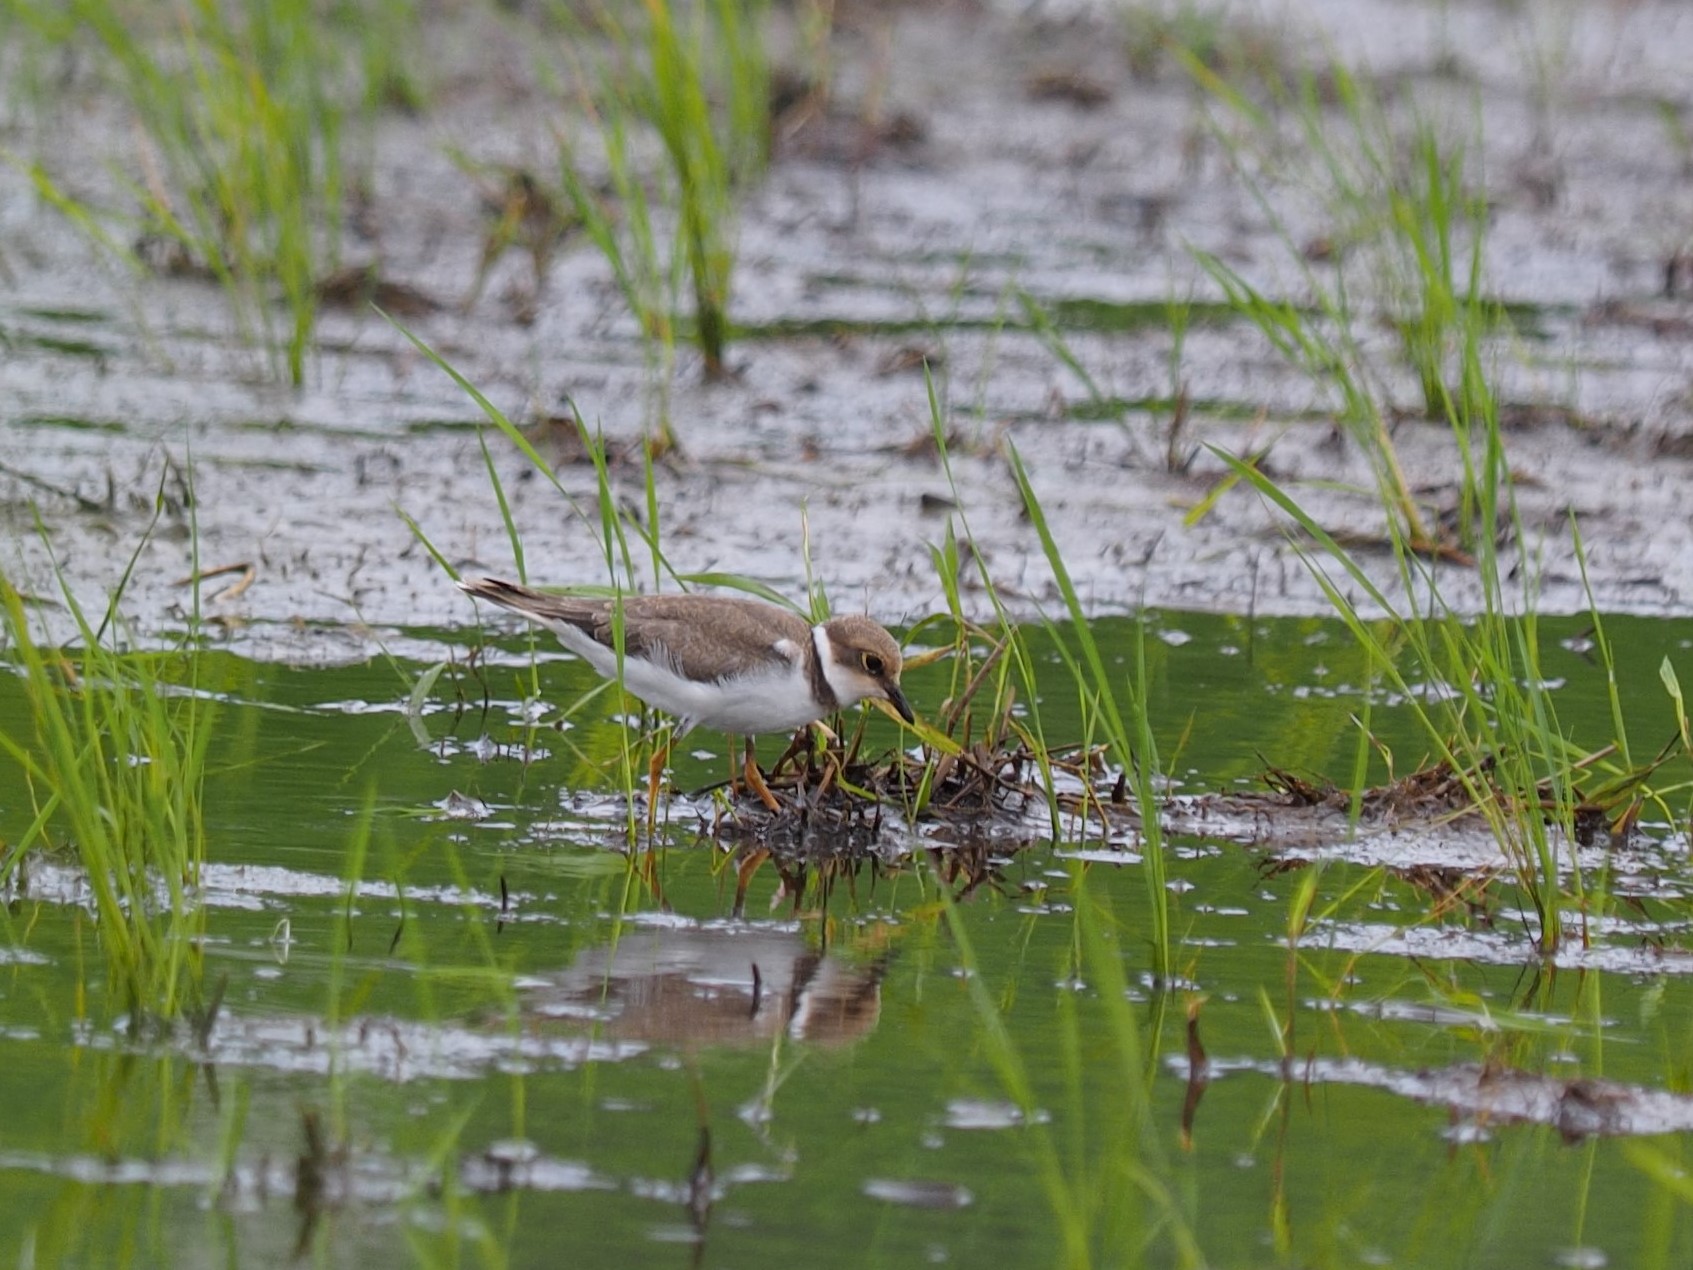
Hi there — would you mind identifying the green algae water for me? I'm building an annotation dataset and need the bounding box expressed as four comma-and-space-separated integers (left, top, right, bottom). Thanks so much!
4, 611, 1693, 1267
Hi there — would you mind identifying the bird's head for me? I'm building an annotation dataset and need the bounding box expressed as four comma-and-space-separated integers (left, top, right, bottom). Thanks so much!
816, 615, 915, 724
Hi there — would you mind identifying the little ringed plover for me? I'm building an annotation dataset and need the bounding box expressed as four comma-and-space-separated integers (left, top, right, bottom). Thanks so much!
456, 576, 915, 808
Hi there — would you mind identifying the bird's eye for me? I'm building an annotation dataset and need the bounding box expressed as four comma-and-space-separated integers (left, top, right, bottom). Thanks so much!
862, 653, 884, 676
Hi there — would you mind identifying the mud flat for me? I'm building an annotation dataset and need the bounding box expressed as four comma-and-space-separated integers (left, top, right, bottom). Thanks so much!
2, 0, 1691, 658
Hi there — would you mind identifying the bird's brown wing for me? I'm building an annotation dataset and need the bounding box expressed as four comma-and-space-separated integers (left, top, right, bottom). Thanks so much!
591, 595, 812, 682
459, 579, 811, 682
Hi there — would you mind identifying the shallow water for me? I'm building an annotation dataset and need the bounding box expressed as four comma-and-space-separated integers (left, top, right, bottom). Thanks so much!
5, 611, 1693, 1266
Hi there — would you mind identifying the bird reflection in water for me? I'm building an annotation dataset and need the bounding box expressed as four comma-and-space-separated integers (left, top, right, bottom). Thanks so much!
524, 926, 888, 1049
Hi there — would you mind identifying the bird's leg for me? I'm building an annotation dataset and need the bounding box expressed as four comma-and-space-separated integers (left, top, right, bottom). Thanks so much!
646, 729, 672, 830
742, 736, 782, 814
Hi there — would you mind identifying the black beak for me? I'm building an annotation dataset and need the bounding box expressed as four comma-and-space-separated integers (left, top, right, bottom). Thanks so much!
884, 681, 916, 725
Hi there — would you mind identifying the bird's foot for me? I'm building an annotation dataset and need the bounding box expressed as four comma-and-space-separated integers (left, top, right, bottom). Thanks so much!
743, 738, 783, 814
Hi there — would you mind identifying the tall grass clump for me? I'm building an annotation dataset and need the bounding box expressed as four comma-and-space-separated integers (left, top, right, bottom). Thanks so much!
1006, 447, 1173, 984
556, 0, 770, 391
0, 556, 214, 1024
1388, 123, 1491, 426
1191, 62, 1496, 419
1264, 67, 1493, 425
1173, 55, 1673, 951
1216, 336, 1665, 955
1184, 58, 1497, 554
914, 372, 1175, 984
21, 0, 417, 384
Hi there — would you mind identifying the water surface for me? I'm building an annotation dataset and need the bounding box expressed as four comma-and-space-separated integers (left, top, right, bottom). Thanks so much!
4, 611, 1693, 1265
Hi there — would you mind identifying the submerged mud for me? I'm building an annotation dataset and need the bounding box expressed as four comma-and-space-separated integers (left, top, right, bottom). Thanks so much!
1, 3, 1691, 659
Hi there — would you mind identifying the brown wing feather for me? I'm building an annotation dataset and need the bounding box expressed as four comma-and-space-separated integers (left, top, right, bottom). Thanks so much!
459, 578, 811, 682
596, 596, 811, 682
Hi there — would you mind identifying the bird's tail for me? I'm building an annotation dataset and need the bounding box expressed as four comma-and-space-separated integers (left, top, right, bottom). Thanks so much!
456, 575, 580, 624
